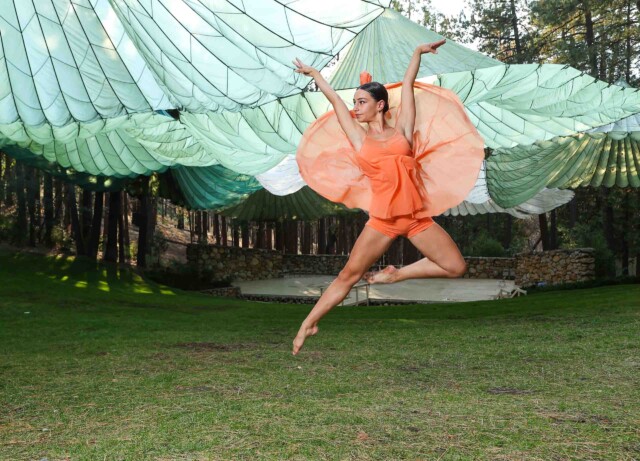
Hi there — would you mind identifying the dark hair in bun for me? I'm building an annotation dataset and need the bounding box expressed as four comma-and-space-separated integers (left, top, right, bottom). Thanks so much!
358, 82, 389, 113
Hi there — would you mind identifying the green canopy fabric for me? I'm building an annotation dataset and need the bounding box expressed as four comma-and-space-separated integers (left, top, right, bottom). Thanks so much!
0, 0, 386, 125
108, 0, 387, 112
161, 63, 640, 207
436, 66, 640, 150
444, 188, 575, 218
3, 145, 130, 191
218, 181, 574, 221
487, 114, 640, 208
0, 0, 388, 197
329, 9, 500, 88
220, 186, 356, 222
173, 11, 640, 207
170, 164, 261, 210
0, 112, 213, 177
2, 2, 639, 216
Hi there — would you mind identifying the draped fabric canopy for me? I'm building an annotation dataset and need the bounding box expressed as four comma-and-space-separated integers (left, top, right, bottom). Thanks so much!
0, 0, 389, 197
1, 3, 639, 217
487, 113, 640, 208
0, 0, 385, 124
168, 10, 640, 211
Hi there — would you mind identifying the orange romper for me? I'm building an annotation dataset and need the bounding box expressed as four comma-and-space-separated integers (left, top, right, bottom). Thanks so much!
296, 81, 485, 237
356, 128, 434, 238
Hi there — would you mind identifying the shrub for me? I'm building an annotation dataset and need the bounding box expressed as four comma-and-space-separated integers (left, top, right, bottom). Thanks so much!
559, 223, 615, 277
466, 231, 507, 257
0, 214, 15, 242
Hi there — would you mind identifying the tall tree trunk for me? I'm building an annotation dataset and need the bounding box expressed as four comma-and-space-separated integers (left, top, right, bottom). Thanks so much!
123, 193, 130, 263
80, 190, 93, 253
274, 221, 284, 252
66, 184, 84, 255
232, 221, 240, 247
285, 220, 298, 254
550, 209, 558, 250
600, 188, 615, 256
302, 221, 312, 254
213, 213, 221, 244
256, 221, 266, 249
4, 157, 15, 208
203, 211, 209, 242
583, 1, 598, 77
104, 192, 120, 263
509, 0, 522, 60
338, 217, 348, 254
15, 163, 28, 246
102, 195, 109, 249
43, 173, 54, 247
220, 216, 228, 246
194, 212, 201, 243
177, 208, 185, 230
0, 152, 4, 207
569, 197, 578, 228
54, 177, 63, 225
118, 192, 126, 264
503, 214, 513, 251
26, 168, 39, 247
87, 192, 104, 260
196, 211, 208, 244
241, 222, 250, 248
317, 218, 326, 255
625, 0, 632, 81
136, 178, 154, 268
266, 222, 273, 250
187, 211, 194, 243
538, 213, 550, 251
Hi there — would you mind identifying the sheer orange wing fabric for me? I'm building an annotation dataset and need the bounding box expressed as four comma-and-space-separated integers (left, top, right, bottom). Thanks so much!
296, 82, 485, 218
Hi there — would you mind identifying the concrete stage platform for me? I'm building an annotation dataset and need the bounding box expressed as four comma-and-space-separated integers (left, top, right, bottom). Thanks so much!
233, 275, 517, 305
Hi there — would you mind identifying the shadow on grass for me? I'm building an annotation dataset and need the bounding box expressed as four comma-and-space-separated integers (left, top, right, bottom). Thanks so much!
1, 246, 639, 323
0, 248, 175, 300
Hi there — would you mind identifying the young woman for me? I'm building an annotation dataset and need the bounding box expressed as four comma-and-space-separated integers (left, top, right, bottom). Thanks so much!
292, 41, 484, 355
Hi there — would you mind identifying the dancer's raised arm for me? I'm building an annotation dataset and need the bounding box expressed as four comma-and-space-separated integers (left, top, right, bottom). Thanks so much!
396, 39, 446, 142
293, 58, 365, 150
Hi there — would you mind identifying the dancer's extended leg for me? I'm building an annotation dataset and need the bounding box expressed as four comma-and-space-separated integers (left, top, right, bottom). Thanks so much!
292, 226, 394, 355
366, 223, 466, 284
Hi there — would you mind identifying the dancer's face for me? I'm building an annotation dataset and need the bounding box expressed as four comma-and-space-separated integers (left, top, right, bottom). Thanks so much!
353, 89, 384, 122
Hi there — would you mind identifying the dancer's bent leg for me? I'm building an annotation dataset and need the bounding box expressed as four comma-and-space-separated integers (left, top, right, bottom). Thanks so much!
367, 223, 466, 284
292, 226, 394, 355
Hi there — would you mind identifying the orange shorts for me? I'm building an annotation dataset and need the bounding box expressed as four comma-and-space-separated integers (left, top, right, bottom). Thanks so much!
366, 215, 435, 239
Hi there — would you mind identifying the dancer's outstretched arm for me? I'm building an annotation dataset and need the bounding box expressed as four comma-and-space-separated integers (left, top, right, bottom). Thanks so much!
396, 39, 446, 143
293, 59, 365, 150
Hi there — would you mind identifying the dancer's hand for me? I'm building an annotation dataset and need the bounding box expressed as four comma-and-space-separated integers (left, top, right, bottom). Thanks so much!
293, 58, 318, 77
417, 39, 446, 55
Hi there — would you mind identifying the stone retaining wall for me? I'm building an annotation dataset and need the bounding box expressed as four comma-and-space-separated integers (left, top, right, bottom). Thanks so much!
239, 294, 421, 305
464, 257, 516, 280
283, 254, 349, 275
515, 248, 595, 287
200, 287, 241, 297
187, 244, 596, 287
186, 244, 282, 281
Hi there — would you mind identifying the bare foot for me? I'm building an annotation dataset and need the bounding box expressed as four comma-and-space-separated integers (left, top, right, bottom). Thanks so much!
365, 265, 398, 284
292, 322, 319, 355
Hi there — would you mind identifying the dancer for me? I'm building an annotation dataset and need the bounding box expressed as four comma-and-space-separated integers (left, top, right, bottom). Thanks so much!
292, 41, 484, 355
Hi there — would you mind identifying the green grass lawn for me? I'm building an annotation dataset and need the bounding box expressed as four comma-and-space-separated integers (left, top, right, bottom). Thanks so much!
1, 248, 639, 460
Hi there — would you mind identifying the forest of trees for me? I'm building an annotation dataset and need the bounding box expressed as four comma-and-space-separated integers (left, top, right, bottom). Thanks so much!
0, 0, 638, 276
